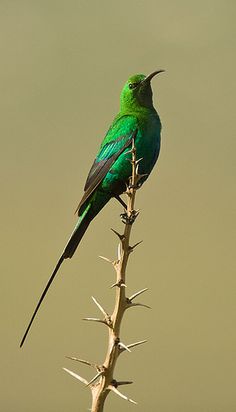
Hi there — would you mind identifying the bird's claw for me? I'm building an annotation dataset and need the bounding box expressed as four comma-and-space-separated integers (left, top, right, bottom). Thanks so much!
120, 210, 139, 225
127, 183, 141, 190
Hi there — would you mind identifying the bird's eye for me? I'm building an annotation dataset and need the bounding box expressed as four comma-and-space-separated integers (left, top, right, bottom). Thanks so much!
129, 82, 138, 89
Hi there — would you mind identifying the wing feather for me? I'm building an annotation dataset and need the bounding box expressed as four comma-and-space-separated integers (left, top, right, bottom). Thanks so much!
75, 126, 137, 215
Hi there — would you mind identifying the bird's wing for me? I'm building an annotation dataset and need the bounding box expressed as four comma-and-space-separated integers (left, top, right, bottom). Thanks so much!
75, 115, 138, 215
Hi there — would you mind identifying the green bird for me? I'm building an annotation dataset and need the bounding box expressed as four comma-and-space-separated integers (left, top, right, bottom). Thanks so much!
20, 70, 164, 347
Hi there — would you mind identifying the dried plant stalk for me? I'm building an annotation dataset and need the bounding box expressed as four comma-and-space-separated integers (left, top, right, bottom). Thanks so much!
91, 139, 140, 411
64, 139, 149, 410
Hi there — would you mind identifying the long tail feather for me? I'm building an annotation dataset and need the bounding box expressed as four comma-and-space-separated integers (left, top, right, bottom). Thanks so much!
20, 255, 65, 347
20, 209, 92, 347
63, 213, 91, 259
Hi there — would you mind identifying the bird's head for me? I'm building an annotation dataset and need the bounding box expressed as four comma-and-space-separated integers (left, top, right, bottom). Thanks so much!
120, 70, 164, 112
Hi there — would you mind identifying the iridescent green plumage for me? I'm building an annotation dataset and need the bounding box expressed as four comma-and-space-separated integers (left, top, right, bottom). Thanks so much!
20, 71, 163, 347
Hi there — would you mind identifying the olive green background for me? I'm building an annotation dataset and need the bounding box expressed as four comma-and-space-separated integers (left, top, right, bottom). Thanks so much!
1, 1, 235, 411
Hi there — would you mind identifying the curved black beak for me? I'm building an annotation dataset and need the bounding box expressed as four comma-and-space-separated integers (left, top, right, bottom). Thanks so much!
142, 70, 165, 84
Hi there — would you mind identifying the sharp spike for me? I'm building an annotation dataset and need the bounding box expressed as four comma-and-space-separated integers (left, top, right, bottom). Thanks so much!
137, 173, 148, 181
66, 357, 96, 368
111, 228, 124, 241
129, 288, 148, 301
86, 371, 103, 387
63, 367, 88, 386
128, 302, 151, 309
91, 296, 109, 317
121, 339, 147, 352
129, 240, 143, 252
116, 381, 133, 386
98, 255, 113, 264
110, 280, 127, 289
83, 317, 113, 328
118, 342, 132, 353
83, 317, 106, 324
108, 385, 137, 404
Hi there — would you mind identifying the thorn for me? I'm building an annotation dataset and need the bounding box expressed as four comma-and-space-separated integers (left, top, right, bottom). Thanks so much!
137, 173, 148, 181
98, 255, 113, 264
118, 342, 132, 352
91, 296, 109, 317
63, 367, 88, 386
108, 385, 137, 404
128, 302, 151, 309
126, 157, 136, 165
135, 157, 143, 165
128, 240, 143, 253
99, 256, 119, 271
129, 288, 148, 302
110, 280, 127, 288
83, 316, 113, 328
66, 357, 91, 365
117, 381, 133, 386
135, 163, 140, 176
124, 181, 129, 191
125, 148, 133, 155
66, 357, 96, 369
83, 317, 107, 324
111, 228, 125, 241
131, 134, 137, 147
86, 371, 103, 387
119, 339, 147, 353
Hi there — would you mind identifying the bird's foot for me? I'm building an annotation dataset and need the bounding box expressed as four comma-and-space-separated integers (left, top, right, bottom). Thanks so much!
127, 182, 141, 190
120, 210, 139, 225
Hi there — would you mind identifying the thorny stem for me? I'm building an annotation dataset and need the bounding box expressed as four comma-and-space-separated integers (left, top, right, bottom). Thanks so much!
64, 138, 147, 411
90, 139, 140, 411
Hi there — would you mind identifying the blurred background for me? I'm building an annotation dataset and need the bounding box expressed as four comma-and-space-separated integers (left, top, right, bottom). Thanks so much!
1, 1, 235, 411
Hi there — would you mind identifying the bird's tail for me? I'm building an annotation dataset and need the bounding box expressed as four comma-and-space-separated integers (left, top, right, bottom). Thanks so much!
63, 204, 92, 259
20, 255, 65, 347
20, 205, 92, 347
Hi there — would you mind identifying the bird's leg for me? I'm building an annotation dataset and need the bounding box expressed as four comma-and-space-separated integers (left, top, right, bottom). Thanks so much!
114, 194, 137, 224
114, 195, 127, 210
113, 192, 139, 224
